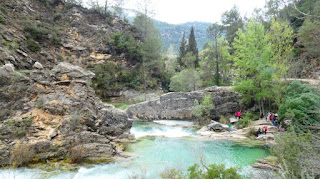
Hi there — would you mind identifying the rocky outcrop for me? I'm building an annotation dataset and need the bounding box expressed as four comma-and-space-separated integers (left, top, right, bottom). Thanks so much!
126, 86, 243, 121
0, 63, 132, 166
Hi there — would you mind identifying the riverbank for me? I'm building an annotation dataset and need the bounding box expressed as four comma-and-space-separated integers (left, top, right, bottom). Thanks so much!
197, 119, 277, 147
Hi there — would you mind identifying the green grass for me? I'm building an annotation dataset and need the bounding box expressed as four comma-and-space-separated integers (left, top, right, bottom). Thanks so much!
105, 102, 131, 110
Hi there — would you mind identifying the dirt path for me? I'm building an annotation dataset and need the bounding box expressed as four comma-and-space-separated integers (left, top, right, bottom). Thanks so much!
286, 78, 320, 86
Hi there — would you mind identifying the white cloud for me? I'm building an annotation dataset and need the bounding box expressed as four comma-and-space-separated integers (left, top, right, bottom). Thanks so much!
83, 0, 266, 24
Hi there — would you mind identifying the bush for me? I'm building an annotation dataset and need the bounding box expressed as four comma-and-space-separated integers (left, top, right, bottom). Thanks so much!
193, 94, 214, 118
53, 13, 62, 21
35, 99, 44, 109
236, 118, 252, 129
7, 117, 33, 127
25, 40, 41, 52
219, 116, 229, 124
160, 164, 242, 179
278, 81, 320, 132
242, 112, 259, 121
11, 143, 35, 167
69, 114, 82, 131
187, 164, 242, 179
160, 168, 183, 179
107, 32, 142, 62
246, 127, 256, 137
0, 14, 4, 24
70, 145, 84, 164
23, 24, 48, 41
271, 130, 320, 178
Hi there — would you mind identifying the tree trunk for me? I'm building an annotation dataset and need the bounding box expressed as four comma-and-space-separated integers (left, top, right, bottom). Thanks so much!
215, 36, 220, 86
261, 99, 265, 116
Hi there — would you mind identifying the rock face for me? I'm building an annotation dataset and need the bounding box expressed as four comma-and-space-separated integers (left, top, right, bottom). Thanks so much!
0, 63, 132, 166
127, 86, 244, 121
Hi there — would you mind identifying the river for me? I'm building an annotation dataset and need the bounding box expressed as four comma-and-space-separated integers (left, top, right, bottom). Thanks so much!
0, 120, 270, 179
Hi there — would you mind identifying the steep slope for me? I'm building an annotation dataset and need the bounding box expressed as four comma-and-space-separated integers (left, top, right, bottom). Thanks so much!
0, 0, 141, 69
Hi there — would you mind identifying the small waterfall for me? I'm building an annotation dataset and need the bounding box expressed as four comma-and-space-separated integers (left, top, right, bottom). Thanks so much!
130, 120, 195, 138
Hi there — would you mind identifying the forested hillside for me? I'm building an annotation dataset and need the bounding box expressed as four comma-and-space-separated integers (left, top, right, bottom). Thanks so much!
154, 21, 211, 53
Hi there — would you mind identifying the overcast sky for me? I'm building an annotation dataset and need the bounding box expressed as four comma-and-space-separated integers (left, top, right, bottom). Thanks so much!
85, 0, 266, 24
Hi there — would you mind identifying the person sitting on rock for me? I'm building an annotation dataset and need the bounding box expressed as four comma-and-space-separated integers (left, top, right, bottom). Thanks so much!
255, 128, 262, 137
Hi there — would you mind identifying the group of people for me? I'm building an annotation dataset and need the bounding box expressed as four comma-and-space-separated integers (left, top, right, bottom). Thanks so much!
234, 110, 242, 120
255, 126, 268, 137
266, 111, 279, 126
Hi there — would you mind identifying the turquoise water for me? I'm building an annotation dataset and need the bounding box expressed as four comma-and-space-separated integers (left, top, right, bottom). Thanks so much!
0, 121, 269, 179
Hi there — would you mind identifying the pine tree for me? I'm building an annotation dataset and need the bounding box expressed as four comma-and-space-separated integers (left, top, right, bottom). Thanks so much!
187, 27, 199, 68
207, 23, 223, 86
178, 32, 187, 68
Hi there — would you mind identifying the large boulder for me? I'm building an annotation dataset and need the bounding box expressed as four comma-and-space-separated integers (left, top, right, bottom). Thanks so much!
207, 121, 229, 132
127, 86, 243, 121
51, 62, 95, 82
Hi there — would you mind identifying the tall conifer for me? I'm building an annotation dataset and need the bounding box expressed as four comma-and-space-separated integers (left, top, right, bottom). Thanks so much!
187, 27, 199, 67
178, 32, 187, 67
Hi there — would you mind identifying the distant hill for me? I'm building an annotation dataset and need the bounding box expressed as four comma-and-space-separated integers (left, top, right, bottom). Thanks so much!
123, 9, 212, 53
154, 21, 211, 53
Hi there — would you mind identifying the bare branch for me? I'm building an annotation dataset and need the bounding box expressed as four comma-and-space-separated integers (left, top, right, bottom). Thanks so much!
292, 0, 320, 19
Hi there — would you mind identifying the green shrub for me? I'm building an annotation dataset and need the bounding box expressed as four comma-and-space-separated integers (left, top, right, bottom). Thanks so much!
14, 129, 27, 137
35, 99, 44, 109
278, 81, 320, 132
25, 40, 41, 52
193, 94, 214, 118
0, 14, 4, 24
53, 13, 62, 21
23, 24, 48, 41
246, 127, 256, 137
57, 55, 64, 61
69, 114, 82, 131
187, 164, 242, 179
219, 116, 229, 124
11, 142, 35, 167
160, 168, 183, 179
160, 164, 243, 179
50, 33, 61, 45
242, 112, 259, 121
107, 32, 142, 62
6, 117, 33, 127
236, 118, 252, 129
271, 130, 320, 178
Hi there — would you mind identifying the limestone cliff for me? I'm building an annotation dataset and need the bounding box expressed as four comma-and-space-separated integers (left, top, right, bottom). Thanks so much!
0, 63, 132, 166
127, 86, 245, 121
